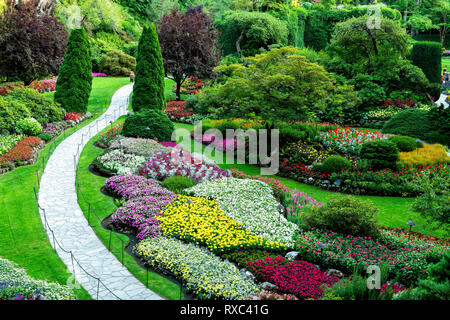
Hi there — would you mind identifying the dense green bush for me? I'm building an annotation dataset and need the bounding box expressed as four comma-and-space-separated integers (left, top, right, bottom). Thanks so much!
214, 120, 241, 135
426, 105, 450, 146
16, 118, 42, 136
411, 41, 442, 84
319, 155, 351, 174
161, 176, 195, 193
55, 28, 93, 113
132, 24, 165, 112
388, 135, 418, 152
382, 109, 432, 139
38, 133, 53, 141
360, 140, 399, 170
279, 127, 306, 146
0, 97, 31, 131
122, 109, 174, 141
301, 196, 380, 238
4, 88, 64, 125
100, 49, 136, 76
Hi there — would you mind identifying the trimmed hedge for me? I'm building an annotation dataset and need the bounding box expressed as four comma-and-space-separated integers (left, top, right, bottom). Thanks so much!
382, 109, 432, 139
388, 135, 418, 152
122, 109, 174, 141
411, 41, 442, 84
55, 28, 93, 113
360, 140, 399, 170
319, 155, 351, 174
131, 24, 165, 112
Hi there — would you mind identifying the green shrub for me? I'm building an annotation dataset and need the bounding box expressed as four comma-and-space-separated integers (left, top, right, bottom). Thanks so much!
122, 109, 174, 141
100, 49, 136, 76
5, 88, 64, 124
132, 23, 165, 112
278, 127, 306, 146
360, 140, 399, 170
214, 120, 240, 135
38, 133, 53, 141
301, 196, 380, 238
319, 155, 351, 174
388, 135, 417, 152
0, 97, 31, 131
55, 27, 93, 113
161, 176, 195, 193
382, 109, 432, 139
16, 118, 42, 136
411, 41, 442, 83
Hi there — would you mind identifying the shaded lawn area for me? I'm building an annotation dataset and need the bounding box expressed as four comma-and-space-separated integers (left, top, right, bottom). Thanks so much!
0, 77, 129, 300
76, 117, 183, 300
174, 123, 448, 239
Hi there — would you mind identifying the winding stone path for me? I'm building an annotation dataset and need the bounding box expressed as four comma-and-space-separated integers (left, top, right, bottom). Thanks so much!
38, 84, 163, 300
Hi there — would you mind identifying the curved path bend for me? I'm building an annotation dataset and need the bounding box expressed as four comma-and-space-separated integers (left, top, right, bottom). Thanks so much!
38, 84, 162, 300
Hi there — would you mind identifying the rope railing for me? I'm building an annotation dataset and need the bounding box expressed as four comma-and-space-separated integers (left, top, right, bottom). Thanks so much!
32, 99, 136, 300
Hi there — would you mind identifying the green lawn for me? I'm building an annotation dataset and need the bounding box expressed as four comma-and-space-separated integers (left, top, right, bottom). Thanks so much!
0, 77, 129, 300
174, 123, 448, 239
76, 117, 183, 300
443, 56, 450, 73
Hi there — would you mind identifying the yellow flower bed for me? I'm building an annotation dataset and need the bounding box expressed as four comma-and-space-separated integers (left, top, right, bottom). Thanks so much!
398, 144, 450, 168
158, 195, 284, 253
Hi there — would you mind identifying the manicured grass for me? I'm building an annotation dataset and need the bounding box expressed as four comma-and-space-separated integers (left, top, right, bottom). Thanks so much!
0, 77, 129, 300
174, 123, 448, 239
443, 56, 450, 73
76, 117, 184, 300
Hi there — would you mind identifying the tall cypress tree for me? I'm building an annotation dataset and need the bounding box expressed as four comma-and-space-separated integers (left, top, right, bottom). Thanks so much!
55, 27, 92, 113
411, 41, 442, 84
132, 23, 165, 112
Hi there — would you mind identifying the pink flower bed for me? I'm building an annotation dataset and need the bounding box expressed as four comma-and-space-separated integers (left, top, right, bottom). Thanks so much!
92, 73, 107, 77
246, 256, 339, 299
105, 174, 168, 200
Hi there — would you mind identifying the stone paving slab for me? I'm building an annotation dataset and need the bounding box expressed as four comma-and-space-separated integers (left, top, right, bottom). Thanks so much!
38, 84, 163, 300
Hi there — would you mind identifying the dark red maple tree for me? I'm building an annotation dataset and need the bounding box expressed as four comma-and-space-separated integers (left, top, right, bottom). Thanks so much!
157, 5, 220, 100
0, 0, 68, 85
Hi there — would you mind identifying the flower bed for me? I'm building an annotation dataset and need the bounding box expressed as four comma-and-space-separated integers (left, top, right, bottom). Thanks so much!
92, 73, 107, 77
246, 256, 339, 299
294, 228, 449, 285
320, 127, 388, 155
164, 101, 193, 123
95, 149, 147, 175
111, 194, 176, 240
158, 195, 283, 253
138, 150, 232, 183
0, 134, 24, 156
104, 174, 169, 200
97, 123, 123, 147
185, 178, 298, 248
29, 79, 57, 93
109, 137, 170, 157
0, 257, 75, 300
65, 112, 85, 122
398, 144, 450, 168
0, 136, 42, 167
135, 237, 258, 300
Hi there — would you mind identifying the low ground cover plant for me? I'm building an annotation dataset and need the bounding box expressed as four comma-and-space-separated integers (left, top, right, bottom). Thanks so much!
105, 174, 169, 200
95, 149, 146, 175
398, 144, 450, 168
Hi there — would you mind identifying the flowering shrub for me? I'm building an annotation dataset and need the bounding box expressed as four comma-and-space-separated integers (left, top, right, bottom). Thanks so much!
0, 134, 24, 156
0, 82, 23, 96
320, 127, 388, 155
159, 195, 284, 253
135, 237, 258, 299
16, 117, 42, 136
109, 137, 171, 157
96, 149, 147, 175
246, 256, 339, 299
97, 123, 123, 146
138, 150, 232, 183
185, 178, 298, 247
0, 257, 74, 300
111, 193, 176, 240
0, 136, 42, 167
164, 101, 193, 123
398, 144, 450, 168
104, 174, 168, 200
284, 190, 324, 217
280, 140, 333, 165
64, 112, 84, 122
294, 228, 449, 285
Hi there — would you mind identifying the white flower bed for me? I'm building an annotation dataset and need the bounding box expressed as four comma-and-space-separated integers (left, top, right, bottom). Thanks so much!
135, 237, 258, 300
185, 178, 298, 248
97, 149, 146, 175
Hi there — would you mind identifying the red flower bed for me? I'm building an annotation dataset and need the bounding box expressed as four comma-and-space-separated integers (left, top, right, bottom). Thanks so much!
164, 100, 193, 122
65, 112, 84, 121
246, 256, 339, 299
0, 137, 42, 166
0, 82, 24, 96
29, 79, 57, 93
97, 123, 123, 146
381, 99, 415, 109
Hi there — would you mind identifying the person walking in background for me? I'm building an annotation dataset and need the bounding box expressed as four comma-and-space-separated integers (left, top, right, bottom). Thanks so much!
130, 71, 135, 83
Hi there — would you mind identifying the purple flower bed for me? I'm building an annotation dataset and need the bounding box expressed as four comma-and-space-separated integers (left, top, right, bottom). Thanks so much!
138, 151, 232, 183
159, 141, 178, 148
111, 194, 176, 240
105, 174, 168, 200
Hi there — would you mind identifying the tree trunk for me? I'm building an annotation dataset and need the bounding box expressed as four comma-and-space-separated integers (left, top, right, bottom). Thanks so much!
176, 80, 181, 101
236, 30, 244, 57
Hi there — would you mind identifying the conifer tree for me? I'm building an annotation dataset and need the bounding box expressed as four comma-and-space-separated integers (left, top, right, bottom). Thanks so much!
55, 27, 92, 113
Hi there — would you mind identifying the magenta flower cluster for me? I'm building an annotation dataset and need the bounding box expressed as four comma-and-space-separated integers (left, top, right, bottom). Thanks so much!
246, 256, 339, 299
105, 174, 169, 200
285, 190, 324, 217
138, 151, 231, 183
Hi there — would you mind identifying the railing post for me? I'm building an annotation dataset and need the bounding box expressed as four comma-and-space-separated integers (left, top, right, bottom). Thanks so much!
146, 268, 149, 288
121, 241, 124, 264
108, 231, 112, 250
97, 279, 100, 300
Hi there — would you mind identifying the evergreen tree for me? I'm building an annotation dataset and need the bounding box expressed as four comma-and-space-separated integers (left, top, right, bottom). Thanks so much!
132, 23, 165, 112
55, 27, 92, 113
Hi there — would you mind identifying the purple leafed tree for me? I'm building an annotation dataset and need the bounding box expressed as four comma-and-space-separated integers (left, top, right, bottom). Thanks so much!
0, 0, 68, 85
157, 5, 220, 100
